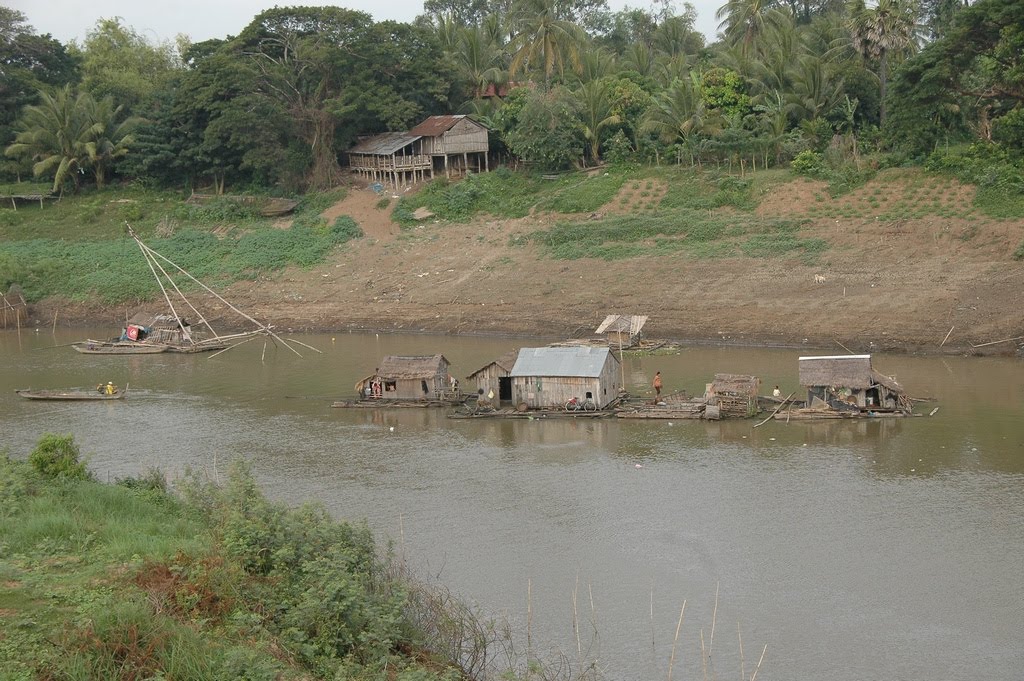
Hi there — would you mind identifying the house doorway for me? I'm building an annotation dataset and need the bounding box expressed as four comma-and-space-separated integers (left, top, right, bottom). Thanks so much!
498, 377, 512, 403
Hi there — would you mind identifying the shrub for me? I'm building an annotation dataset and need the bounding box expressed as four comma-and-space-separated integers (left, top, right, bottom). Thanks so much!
28, 433, 91, 480
330, 216, 363, 244
791, 150, 824, 177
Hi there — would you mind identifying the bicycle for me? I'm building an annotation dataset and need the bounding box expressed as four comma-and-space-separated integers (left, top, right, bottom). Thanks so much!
564, 396, 597, 412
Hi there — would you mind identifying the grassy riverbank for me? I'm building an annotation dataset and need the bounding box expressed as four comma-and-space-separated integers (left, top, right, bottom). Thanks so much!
3, 154, 1024, 352
0, 435, 490, 680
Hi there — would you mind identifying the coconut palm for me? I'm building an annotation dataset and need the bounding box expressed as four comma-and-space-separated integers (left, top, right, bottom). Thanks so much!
574, 80, 620, 164
455, 26, 509, 99
81, 95, 140, 188
848, 0, 924, 124
787, 53, 846, 121
715, 0, 787, 56
642, 74, 717, 165
5, 85, 93, 193
508, 0, 586, 83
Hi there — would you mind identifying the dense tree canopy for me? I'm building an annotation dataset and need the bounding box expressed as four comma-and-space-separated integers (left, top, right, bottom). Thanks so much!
1, 0, 1018, 186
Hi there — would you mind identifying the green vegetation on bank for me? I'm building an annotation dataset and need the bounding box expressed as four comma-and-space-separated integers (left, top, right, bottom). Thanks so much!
0, 436, 469, 680
0, 187, 363, 303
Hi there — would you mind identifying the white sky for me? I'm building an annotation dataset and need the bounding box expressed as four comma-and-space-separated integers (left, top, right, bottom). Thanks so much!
8, 0, 722, 47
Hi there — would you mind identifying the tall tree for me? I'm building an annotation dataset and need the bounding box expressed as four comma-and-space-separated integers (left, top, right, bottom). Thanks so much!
0, 8, 79, 177
77, 18, 179, 113
848, 0, 923, 125
508, 0, 587, 83
237, 7, 375, 190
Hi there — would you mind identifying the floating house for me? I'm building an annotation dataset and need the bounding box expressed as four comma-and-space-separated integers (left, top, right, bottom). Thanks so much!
705, 373, 761, 418
510, 346, 621, 410
356, 354, 452, 401
798, 355, 909, 413
595, 314, 649, 349
466, 350, 520, 405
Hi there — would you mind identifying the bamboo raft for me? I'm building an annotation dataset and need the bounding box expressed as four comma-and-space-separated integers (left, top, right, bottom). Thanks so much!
331, 399, 466, 409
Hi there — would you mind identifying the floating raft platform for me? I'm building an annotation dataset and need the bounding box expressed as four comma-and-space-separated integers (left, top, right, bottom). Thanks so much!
773, 407, 907, 420
332, 399, 464, 409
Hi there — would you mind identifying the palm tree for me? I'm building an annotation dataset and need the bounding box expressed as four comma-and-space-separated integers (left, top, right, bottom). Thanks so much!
574, 80, 620, 165
715, 0, 786, 56
5, 85, 93, 193
642, 74, 716, 165
622, 43, 656, 78
787, 53, 845, 121
81, 96, 140, 188
848, 0, 923, 124
508, 0, 586, 83
455, 26, 509, 99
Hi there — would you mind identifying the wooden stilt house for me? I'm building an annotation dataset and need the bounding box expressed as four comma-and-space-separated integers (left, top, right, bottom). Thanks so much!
356, 354, 451, 401
466, 350, 520, 405
510, 347, 621, 409
347, 132, 431, 188
798, 355, 910, 413
407, 115, 489, 178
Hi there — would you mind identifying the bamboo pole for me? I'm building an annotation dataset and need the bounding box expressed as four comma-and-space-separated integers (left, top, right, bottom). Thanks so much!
939, 325, 954, 347
753, 392, 795, 428
666, 600, 686, 681
970, 335, 1024, 348
125, 223, 302, 357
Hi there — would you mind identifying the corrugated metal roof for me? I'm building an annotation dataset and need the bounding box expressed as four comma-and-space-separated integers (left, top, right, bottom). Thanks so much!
379, 354, 448, 379
595, 314, 648, 335
408, 115, 471, 137
510, 346, 612, 378
348, 132, 421, 155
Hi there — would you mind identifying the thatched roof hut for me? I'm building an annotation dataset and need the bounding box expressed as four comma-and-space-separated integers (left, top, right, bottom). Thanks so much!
356, 354, 451, 401
595, 314, 648, 348
798, 355, 908, 412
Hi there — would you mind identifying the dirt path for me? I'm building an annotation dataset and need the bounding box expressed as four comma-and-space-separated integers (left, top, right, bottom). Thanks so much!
29, 172, 1024, 356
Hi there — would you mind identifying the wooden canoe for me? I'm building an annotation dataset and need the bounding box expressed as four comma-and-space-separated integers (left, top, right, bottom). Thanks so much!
16, 387, 127, 401
72, 341, 168, 354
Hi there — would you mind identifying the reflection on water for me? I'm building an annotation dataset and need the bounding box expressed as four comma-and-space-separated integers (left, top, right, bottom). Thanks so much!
2, 328, 1023, 680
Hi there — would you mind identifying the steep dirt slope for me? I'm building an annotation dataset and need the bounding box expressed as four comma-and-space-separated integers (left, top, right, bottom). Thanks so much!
216, 170, 1024, 355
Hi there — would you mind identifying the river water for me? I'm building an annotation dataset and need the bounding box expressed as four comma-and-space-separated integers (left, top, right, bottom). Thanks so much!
2, 328, 1022, 680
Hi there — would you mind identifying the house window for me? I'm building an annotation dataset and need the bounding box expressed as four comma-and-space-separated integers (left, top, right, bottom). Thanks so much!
585, 391, 593, 399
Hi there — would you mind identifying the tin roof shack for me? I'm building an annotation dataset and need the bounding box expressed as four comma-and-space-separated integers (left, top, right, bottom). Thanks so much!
466, 350, 519, 404
595, 314, 648, 349
408, 115, 489, 178
510, 347, 621, 410
798, 355, 910, 414
357, 355, 451, 401
705, 374, 761, 419
347, 132, 431, 188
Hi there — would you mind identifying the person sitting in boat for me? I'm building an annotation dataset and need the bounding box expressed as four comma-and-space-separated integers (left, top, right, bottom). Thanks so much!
104, 382, 117, 395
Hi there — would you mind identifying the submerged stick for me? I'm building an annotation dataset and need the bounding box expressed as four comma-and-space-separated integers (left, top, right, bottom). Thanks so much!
749, 644, 767, 681
666, 600, 686, 681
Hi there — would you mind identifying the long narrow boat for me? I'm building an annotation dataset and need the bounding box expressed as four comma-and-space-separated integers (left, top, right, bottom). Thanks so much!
72, 340, 169, 354
16, 387, 127, 401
